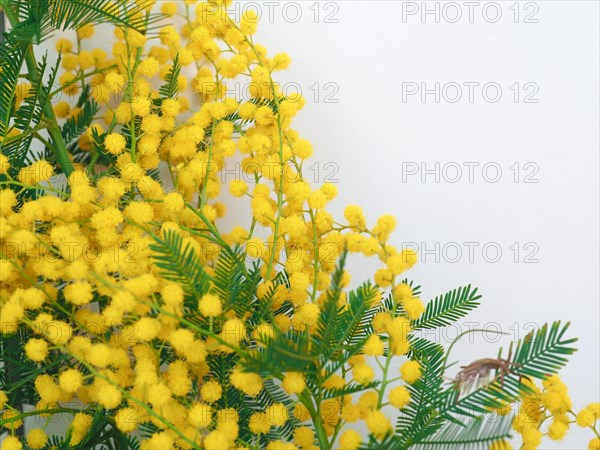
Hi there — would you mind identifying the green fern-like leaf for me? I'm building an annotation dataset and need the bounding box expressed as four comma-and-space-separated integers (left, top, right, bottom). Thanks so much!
49, 0, 161, 34
150, 229, 211, 300
438, 321, 577, 421
0, 35, 28, 141
410, 414, 513, 450
158, 54, 180, 100
413, 285, 481, 330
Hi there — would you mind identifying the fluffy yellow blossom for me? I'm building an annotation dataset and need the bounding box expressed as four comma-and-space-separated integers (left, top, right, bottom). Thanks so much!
344, 205, 366, 229
400, 360, 422, 384
230, 368, 263, 397
352, 364, 375, 385
104, 133, 126, 154
1, 436, 23, 450
389, 386, 411, 408
339, 429, 361, 450
267, 403, 289, 426
363, 334, 385, 356
577, 408, 596, 427
115, 407, 139, 433
18, 160, 53, 184
403, 296, 425, 320
201, 381, 223, 403
229, 179, 249, 197
25, 338, 49, 362
283, 372, 306, 395
240, 10, 258, 35
161, 2, 177, 16
58, 368, 83, 393
296, 303, 320, 327
77, 23, 94, 39
26, 429, 48, 449
220, 318, 247, 345
199, 293, 222, 317
365, 410, 392, 439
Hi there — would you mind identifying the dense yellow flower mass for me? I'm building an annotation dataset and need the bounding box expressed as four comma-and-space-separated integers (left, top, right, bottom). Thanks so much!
0, 1, 590, 450
0, 2, 421, 446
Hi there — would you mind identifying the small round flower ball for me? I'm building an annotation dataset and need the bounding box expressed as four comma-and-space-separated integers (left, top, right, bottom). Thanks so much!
293, 403, 311, 422
26, 428, 48, 449
59, 368, 83, 393
161, 98, 180, 117
77, 51, 95, 70
403, 296, 425, 321
246, 237, 264, 259
96, 382, 122, 409
293, 427, 315, 448
344, 205, 366, 229
339, 429, 361, 450
104, 133, 126, 155
163, 192, 185, 214
54, 101, 70, 118
400, 360, 422, 384
55, 38, 72, 53
189, 403, 212, 428
548, 421, 569, 441
308, 190, 327, 209
25, 338, 48, 362
296, 303, 320, 327
282, 372, 306, 395
577, 408, 596, 427
198, 293, 222, 317
131, 96, 151, 117
114, 407, 139, 433
240, 10, 258, 35
220, 318, 247, 345
589, 438, 600, 450
201, 381, 223, 403
365, 410, 392, 439
229, 179, 248, 197
388, 386, 411, 408
161, 2, 177, 16
266, 403, 288, 426
104, 72, 126, 92
363, 334, 384, 356
1, 436, 23, 450
76, 24, 94, 39
393, 283, 413, 303
352, 363, 375, 385
18, 160, 53, 184
134, 317, 161, 341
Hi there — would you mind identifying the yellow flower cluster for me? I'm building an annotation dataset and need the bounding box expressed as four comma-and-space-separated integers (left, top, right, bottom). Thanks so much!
0, 2, 587, 450
0, 1, 429, 449
509, 376, 599, 450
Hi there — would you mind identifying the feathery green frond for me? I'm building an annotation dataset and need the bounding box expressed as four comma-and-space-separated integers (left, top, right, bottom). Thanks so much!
413, 285, 481, 330
158, 54, 180, 100
411, 415, 513, 450
150, 229, 211, 300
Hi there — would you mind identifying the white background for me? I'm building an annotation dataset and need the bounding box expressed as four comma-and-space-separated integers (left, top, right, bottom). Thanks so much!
248, 0, 599, 448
